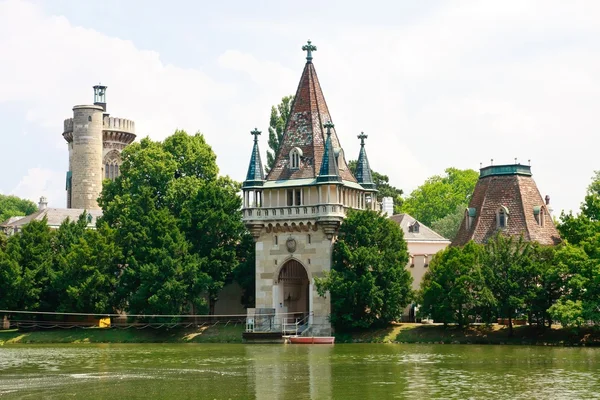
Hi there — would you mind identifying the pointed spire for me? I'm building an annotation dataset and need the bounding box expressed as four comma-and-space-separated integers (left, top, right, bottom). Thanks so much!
243, 128, 265, 188
317, 122, 342, 183
266, 41, 356, 183
355, 132, 376, 190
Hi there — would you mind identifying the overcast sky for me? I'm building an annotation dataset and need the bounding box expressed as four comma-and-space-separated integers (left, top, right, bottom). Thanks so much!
1, 0, 598, 215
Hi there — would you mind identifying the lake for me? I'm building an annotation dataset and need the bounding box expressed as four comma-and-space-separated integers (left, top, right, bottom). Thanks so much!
1, 343, 599, 399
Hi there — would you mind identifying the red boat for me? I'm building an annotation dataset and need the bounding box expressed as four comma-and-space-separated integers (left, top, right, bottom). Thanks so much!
288, 336, 335, 344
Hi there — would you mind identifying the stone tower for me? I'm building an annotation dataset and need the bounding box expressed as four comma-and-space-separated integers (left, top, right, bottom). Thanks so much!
241, 41, 378, 334
452, 163, 561, 246
63, 85, 136, 209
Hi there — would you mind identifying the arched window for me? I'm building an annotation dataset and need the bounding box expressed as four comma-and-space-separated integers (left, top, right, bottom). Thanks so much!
497, 206, 509, 229
534, 206, 545, 227
289, 147, 303, 169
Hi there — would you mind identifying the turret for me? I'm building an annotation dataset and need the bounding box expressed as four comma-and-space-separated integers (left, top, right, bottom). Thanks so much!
93, 84, 107, 112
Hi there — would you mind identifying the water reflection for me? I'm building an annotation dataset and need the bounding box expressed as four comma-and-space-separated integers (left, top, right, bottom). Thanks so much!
1, 344, 600, 399
245, 344, 332, 400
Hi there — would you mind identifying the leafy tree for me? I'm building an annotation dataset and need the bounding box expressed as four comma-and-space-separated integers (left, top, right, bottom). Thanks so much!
99, 130, 245, 315
2, 218, 54, 311
0, 194, 37, 222
266, 95, 294, 172
419, 242, 494, 327
315, 210, 412, 331
233, 232, 256, 308
482, 234, 534, 336
348, 160, 404, 213
401, 168, 478, 226
558, 171, 600, 245
430, 205, 464, 241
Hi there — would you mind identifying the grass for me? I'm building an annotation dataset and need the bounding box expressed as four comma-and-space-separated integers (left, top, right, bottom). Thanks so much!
0, 323, 245, 345
335, 323, 600, 346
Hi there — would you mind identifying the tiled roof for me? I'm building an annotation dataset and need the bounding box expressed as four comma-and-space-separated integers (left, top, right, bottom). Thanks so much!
265, 59, 356, 183
389, 213, 451, 242
452, 166, 561, 246
243, 130, 265, 188
355, 135, 375, 190
2, 208, 102, 229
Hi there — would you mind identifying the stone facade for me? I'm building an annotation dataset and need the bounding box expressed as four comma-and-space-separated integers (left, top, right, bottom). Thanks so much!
63, 87, 136, 209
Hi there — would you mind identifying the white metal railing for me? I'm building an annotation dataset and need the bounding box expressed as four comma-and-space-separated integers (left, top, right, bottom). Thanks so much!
242, 204, 347, 221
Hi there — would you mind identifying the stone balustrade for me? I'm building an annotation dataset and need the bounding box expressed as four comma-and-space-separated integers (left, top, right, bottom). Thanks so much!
242, 203, 347, 222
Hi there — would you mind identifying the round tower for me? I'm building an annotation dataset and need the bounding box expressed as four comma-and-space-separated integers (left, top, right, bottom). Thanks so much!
63, 85, 136, 209
69, 105, 104, 210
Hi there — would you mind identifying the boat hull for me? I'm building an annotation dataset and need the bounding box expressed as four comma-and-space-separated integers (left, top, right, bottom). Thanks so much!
289, 336, 335, 344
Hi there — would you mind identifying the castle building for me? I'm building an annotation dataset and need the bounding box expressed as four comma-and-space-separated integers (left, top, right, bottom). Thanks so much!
452, 163, 561, 246
241, 41, 377, 333
63, 85, 136, 209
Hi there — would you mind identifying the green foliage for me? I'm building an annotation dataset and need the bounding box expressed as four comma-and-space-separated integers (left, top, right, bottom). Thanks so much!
401, 168, 478, 226
99, 130, 245, 315
233, 232, 256, 308
549, 299, 585, 328
430, 205, 464, 241
0, 194, 37, 222
315, 210, 412, 331
558, 171, 600, 245
266, 95, 294, 172
419, 242, 494, 327
347, 160, 404, 213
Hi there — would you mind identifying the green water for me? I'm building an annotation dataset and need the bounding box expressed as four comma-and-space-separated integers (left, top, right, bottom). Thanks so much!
1, 344, 599, 399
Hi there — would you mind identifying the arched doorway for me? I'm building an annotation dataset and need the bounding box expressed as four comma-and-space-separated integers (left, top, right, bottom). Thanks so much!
278, 259, 310, 318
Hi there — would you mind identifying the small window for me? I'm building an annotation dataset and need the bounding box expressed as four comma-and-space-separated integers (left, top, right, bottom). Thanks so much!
307, 234, 311, 244
534, 206, 545, 227
88, 116, 92, 122
274, 235, 278, 245
465, 208, 476, 230
497, 206, 509, 229
408, 222, 420, 233
289, 147, 303, 169
295, 190, 301, 206
287, 190, 293, 206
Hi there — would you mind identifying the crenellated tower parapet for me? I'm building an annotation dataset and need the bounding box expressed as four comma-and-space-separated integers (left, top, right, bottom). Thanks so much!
63, 85, 137, 208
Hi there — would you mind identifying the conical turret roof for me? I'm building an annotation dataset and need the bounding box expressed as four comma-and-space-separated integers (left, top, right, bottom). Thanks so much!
243, 128, 265, 188
266, 41, 356, 183
316, 122, 342, 183
355, 132, 376, 190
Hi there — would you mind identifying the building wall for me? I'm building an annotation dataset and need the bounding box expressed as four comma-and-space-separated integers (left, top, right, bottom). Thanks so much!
70, 105, 104, 210
406, 241, 450, 291
255, 226, 332, 321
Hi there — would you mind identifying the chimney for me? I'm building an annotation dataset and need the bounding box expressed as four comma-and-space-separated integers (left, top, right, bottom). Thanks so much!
382, 197, 394, 217
545, 195, 550, 205
38, 196, 48, 210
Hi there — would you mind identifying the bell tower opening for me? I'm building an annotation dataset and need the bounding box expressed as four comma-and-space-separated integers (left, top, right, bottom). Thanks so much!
278, 259, 310, 319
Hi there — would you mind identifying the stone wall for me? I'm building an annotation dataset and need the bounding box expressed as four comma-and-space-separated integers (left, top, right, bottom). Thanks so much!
70, 105, 104, 210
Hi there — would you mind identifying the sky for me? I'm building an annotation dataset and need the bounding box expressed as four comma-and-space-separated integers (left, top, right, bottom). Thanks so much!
0, 0, 599, 215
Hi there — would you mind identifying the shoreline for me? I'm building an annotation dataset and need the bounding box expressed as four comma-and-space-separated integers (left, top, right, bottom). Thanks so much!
2, 323, 600, 346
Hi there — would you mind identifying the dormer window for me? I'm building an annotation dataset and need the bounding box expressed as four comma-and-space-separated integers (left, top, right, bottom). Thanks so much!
465, 208, 476, 230
408, 222, 420, 233
289, 147, 303, 169
496, 206, 509, 229
534, 206, 545, 227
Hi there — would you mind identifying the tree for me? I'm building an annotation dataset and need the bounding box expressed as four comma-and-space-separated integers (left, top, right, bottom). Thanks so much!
430, 205, 465, 241
419, 242, 494, 327
2, 218, 54, 312
266, 95, 294, 172
482, 234, 534, 336
401, 168, 479, 227
347, 160, 404, 213
558, 171, 600, 245
99, 130, 245, 316
315, 210, 412, 331
0, 194, 37, 222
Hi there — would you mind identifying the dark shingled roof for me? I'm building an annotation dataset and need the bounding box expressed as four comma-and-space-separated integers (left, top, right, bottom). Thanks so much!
452, 164, 561, 246
265, 59, 356, 183
243, 132, 265, 188
316, 126, 342, 183
355, 135, 375, 190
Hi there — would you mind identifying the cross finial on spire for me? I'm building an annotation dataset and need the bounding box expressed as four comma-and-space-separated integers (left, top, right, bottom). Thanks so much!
251, 128, 261, 143
302, 40, 317, 63
323, 121, 334, 136
358, 131, 368, 146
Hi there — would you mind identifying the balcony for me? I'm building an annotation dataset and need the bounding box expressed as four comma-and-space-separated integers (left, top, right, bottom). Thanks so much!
242, 203, 347, 222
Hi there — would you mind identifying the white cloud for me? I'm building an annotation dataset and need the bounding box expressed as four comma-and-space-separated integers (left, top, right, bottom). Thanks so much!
11, 167, 64, 206
1, 0, 599, 215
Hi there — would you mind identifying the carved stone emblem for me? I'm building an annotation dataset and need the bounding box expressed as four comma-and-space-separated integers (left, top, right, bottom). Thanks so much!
286, 237, 297, 253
